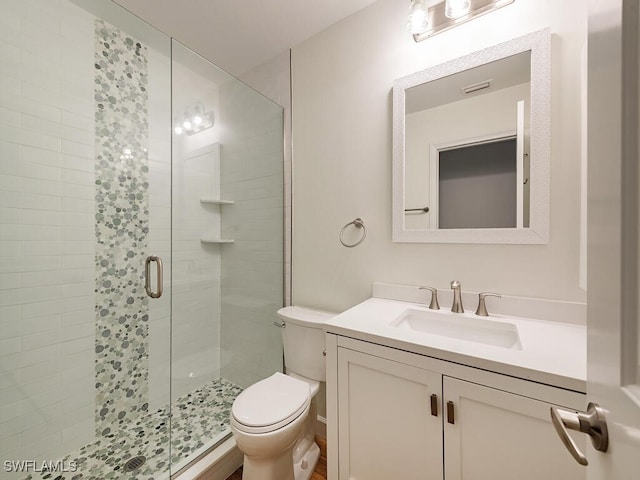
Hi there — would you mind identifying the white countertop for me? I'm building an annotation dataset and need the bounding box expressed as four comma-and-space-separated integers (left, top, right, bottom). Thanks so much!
324, 297, 587, 393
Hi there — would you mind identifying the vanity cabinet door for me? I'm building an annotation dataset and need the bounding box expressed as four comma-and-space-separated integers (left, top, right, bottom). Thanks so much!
442, 377, 585, 480
337, 347, 443, 480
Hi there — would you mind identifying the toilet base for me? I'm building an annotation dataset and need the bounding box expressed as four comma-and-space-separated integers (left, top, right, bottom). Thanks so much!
293, 441, 320, 480
242, 445, 296, 480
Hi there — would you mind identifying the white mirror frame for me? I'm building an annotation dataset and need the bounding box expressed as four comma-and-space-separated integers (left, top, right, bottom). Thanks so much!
392, 28, 551, 244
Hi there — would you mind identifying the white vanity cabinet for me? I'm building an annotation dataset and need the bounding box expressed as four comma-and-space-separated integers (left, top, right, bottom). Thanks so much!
329, 336, 586, 480
443, 377, 584, 480
337, 347, 443, 480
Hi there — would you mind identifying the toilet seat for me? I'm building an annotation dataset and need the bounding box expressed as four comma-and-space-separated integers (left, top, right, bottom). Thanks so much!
232, 372, 311, 434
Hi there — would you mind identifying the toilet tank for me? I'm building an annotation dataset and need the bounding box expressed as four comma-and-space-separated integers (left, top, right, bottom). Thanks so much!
277, 306, 335, 382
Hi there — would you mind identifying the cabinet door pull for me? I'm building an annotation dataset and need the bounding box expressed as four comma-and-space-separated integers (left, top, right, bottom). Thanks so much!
447, 401, 455, 424
430, 394, 438, 416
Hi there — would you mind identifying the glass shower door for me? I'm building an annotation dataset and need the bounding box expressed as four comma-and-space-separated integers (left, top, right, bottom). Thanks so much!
0, 1, 285, 478
0, 0, 173, 478
170, 40, 285, 471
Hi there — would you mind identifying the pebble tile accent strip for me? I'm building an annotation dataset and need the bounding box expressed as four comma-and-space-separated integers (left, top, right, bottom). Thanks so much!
93, 18, 151, 436
23, 378, 242, 480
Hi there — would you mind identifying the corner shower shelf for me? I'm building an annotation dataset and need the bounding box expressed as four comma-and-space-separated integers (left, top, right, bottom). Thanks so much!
200, 197, 234, 205
200, 235, 234, 244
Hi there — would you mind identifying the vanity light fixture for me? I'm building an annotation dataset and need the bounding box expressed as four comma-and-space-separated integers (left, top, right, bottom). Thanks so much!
411, 0, 515, 42
174, 102, 215, 136
407, 0, 430, 35
445, 0, 471, 19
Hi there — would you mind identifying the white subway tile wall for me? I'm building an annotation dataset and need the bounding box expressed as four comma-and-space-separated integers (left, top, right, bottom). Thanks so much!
0, 0, 97, 474
0, 2, 285, 476
0, 0, 175, 474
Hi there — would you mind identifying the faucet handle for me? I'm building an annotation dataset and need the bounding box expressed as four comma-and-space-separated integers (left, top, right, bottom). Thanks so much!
475, 292, 502, 316
419, 286, 440, 310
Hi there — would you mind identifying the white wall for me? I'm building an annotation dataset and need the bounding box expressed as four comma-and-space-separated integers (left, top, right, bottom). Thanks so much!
291, 0, 587, 313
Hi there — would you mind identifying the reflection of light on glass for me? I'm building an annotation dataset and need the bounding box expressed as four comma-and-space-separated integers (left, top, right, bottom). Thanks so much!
189, 372, 194, 378
445, 0, 471, 18
407, 0, 430, 35
193, 102, 204, 126
119, 147, 134, 162
174, 102, 215, 136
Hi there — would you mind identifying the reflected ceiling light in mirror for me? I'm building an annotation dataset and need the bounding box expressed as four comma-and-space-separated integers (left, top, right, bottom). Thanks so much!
174, 102, 215, 136
411, 0, 515, 42
407, 0, 430, 35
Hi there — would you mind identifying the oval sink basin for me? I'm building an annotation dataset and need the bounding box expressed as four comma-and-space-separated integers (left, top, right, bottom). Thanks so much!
390, 309, 522, 350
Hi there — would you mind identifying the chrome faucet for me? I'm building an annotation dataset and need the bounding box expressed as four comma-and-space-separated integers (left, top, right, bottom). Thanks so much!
475, 292, 502, 316
450, 280, 464, 313
419, 286, 440, 310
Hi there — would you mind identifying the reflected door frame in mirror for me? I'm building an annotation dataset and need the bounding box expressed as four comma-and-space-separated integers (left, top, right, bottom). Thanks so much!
392, 28, 550, 244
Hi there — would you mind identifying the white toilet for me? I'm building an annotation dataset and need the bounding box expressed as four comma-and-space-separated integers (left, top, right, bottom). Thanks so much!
230, 306, 334, 480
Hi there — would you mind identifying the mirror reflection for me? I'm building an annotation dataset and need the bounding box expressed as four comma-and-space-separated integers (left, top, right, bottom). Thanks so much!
404, 51, 531, 230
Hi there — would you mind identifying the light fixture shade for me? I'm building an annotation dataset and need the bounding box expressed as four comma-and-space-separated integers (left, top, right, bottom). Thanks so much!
407, 0, 430, 35
445, 0, 471, 18
412, 0, 516, 42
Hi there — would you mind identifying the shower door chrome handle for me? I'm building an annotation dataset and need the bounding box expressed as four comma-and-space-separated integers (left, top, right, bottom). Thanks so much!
145, 255, 163, 299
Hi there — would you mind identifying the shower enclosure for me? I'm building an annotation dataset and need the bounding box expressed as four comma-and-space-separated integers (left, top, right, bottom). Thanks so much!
0, 0, 284, 478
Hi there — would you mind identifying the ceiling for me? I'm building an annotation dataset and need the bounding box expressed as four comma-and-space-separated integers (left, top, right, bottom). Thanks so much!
112, 0, 379, 76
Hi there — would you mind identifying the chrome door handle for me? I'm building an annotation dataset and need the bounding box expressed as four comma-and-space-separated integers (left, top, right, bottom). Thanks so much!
145, 255, 163, 299
550, 403, 609, 466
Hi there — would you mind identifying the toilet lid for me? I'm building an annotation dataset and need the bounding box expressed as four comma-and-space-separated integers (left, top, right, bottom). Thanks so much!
232, 372, 310, 432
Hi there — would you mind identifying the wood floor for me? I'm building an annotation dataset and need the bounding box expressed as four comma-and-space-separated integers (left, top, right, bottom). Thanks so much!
227, 435, 327, 480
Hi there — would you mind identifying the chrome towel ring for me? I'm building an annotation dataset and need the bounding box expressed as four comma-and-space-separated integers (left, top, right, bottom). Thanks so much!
340, 218, 367, 248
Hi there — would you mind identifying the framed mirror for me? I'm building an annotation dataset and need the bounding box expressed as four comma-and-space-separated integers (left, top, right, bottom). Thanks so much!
392, 28, 550, 244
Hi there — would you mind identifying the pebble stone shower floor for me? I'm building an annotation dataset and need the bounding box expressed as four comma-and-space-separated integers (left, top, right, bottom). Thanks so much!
24, 378, 243, 480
